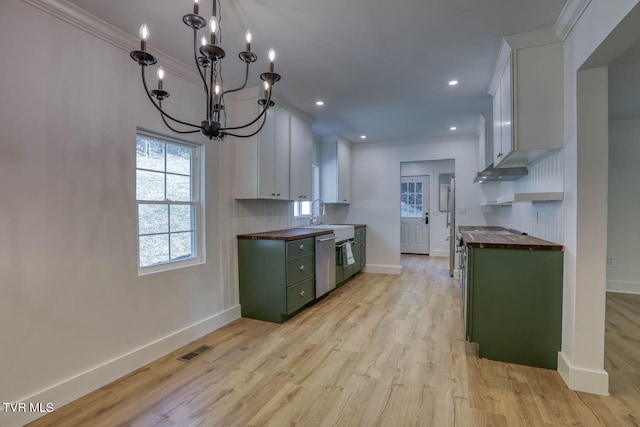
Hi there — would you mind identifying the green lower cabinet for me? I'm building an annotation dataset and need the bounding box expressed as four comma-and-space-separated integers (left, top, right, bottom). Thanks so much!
238, 237, 315, 323
468, 247, 563, 369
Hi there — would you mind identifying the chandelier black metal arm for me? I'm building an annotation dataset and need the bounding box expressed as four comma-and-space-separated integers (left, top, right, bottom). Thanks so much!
129, 0, 282, 141
140, 67, 201, 130
159, 102, 201, 134
221, 90, 271, 132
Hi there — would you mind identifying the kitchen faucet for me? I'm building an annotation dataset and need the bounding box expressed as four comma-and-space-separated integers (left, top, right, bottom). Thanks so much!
310, 198, 325, 225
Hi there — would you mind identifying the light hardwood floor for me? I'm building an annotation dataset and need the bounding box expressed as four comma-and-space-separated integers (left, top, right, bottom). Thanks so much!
28, 256, 640, 426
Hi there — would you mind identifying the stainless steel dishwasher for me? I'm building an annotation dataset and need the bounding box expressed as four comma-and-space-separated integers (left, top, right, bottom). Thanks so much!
315, 233, 336, 298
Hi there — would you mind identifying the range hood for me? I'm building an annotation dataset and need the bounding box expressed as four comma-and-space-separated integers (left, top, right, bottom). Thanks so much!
473, 165, 528, 183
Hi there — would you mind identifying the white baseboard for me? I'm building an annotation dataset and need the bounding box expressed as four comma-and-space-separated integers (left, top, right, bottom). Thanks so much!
363, 264, 402, 275
429, 250, 449, 258
606, 280, 640, 295
1, 305, 241, 427
557, 351, 609, 396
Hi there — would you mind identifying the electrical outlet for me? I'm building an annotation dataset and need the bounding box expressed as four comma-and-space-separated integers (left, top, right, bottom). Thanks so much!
607, 256, 614, 265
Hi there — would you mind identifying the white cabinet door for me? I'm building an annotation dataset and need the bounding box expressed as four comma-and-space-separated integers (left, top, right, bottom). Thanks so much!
492, 56, 513, 167
320, 137, 351, 204
499, 56, 513, 162
233, 88, 290, 200
337, 139, 351, 203
289, 115, 313, 201
258, 108, 277, 199
479, 115, 493, 171
273, 107, 290, 200
492, 78, 502, 167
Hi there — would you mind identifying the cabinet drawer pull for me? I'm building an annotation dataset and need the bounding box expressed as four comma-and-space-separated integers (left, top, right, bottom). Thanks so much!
300, 290, 305, 297
299, 265, 305, 271
299, 244, 305, 250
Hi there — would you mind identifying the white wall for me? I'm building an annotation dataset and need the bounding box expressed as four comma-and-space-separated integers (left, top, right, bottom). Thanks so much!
557, 0, 640, 396
0, 2, 238, 425
347, 136, 499, 274
607, 120, 640, 294
400, 160, 455, 257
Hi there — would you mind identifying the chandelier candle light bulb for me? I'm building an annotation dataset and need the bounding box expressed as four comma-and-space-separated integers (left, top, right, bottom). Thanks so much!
129, 0, 281, 140
269, 48, 276, 72
245, 31, 252, 51
139, 23, 149, 51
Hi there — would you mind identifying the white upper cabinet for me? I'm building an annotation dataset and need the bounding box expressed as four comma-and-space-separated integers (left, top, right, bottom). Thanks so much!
478, 114, 493, 171
320, 137, 351, 204
233, 88, 290, 200
289, 115, 313, 201
488, 29, 563, 168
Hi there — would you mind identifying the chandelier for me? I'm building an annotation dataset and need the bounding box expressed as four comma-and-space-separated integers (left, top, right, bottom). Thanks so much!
129, 0, 281, 140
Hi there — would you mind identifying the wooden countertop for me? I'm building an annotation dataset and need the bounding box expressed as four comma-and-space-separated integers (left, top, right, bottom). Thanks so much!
462, 233, 564, 251
237, 228, 333, 241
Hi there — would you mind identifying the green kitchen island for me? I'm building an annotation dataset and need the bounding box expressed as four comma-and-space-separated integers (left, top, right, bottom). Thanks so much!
463, 232, 564, 369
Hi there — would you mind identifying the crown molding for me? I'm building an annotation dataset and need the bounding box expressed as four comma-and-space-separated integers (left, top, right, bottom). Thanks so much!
554, 0, 592, 41
22, 0, 201, 85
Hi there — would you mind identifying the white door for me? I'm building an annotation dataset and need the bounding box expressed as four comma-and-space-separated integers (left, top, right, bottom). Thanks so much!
400, 176, 430, 254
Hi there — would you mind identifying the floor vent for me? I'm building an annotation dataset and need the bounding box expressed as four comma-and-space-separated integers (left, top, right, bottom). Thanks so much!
178, 345, 212, 362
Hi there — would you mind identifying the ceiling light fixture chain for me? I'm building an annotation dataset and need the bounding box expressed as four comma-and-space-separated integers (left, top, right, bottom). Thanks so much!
129, 0, 282, 140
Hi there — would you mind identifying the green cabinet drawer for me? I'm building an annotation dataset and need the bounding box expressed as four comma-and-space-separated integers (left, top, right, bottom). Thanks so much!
286, 253, 314, 286
286, 238, 314, 258
286, 277, 315, 314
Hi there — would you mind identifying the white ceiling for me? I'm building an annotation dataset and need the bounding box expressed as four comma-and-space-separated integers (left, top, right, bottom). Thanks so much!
68, 0, 568, 143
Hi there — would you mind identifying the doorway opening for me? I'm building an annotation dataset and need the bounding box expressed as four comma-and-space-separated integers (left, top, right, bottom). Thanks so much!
400, 160, 454, 257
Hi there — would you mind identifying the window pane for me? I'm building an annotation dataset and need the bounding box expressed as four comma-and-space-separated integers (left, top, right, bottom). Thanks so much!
401, 183, 407, 194
170, 205, 194, 232
415, 205, 423, 216
293, 202, 300, 217
136, 138, 165, 172
139, 234, 169, 267
137, 170, 165, 201
166, 144, 191, 175
416, 194, 422, 205
139, 204, 169, 234
408, 182, 415, 193
408, 194, 415, 205
416, 182, 422, 192
166, 174, 191, 201
300, 201, 311, 216
171, 232, 194, 261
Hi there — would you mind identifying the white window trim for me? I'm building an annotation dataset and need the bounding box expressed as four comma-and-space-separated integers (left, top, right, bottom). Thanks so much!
136, 129, 205, 276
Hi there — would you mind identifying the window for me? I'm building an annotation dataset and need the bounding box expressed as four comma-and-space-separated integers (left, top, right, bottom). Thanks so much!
401, 178, 424, 218
294, 201, 312, 218
136, 131, 203, 273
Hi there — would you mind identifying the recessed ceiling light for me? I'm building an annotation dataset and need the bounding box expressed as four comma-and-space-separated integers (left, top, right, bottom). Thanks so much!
450, 126, 457, 131
448, 80, 459, 86
360, 135, 367, 139
315, 100, 325, 106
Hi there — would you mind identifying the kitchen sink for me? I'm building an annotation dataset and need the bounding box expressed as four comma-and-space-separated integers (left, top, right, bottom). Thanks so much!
302, 224, 354, 243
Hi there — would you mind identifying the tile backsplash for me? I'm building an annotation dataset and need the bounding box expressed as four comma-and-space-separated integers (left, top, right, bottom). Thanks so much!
234, 199, 350, 235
